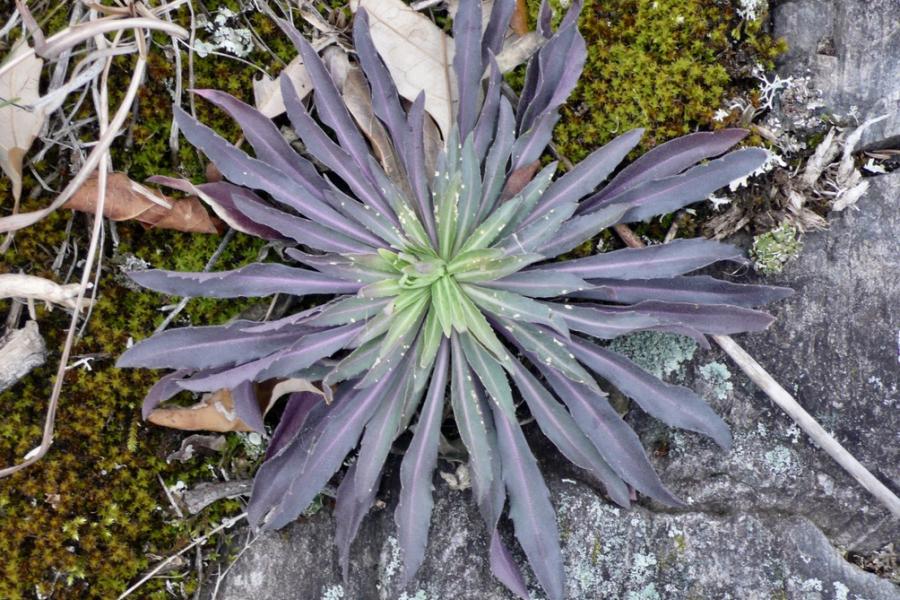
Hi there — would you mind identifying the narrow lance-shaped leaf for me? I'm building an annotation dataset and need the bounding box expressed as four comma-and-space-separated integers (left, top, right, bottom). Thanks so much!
569, 335, 732, 449
259, 369, 399, 530
507, 357, 630, 507
463, 283, 569, 337
552, 238, 747, 280
598, 148, 770, 223
459, 332, 517, 420
128, 263, 362, 299
588, 129, 749, 207
450, 334, 494, 510
354, 352, 419, 500
491, 401, 565, 600
521, 128, 644, 229
395, 340, 449, 582
334, 462, 382, 581
453, 0, 483, 138
483, 270, 591, 298
534, 362, 683, 506
569, 275, 794, 307
118, 322, 306, 370
600, 300, 777, 335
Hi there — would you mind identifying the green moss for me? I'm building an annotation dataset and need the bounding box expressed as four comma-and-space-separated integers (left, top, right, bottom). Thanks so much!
536, 0, 784, 162
0, 1, 301, 596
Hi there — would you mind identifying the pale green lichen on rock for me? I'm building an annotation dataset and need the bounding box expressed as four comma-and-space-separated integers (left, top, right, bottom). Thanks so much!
699, 361, 734, 400
751, 223, 803, 274
608, 331, 698, 380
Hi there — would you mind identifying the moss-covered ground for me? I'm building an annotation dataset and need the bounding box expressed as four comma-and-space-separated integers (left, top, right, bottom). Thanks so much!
0, 1, 783, 597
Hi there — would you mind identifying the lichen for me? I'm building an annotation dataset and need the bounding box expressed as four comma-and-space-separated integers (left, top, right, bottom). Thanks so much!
751, 223, 803, 274
607, 331, 698, 380
699, 361, 734, 400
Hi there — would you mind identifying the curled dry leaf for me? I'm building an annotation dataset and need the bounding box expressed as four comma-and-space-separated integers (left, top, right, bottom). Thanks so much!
352, 0, 457, 139
0, 44, 46, 202
511, 0, 530, 36
65, 172, 223, 234
253, 56, 313, 118
148, 388, 255, 432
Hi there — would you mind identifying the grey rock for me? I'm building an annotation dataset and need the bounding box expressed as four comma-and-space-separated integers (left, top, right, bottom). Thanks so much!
772, 0, 900, 147
206, 475, 898, 600
203, 173, 900, 598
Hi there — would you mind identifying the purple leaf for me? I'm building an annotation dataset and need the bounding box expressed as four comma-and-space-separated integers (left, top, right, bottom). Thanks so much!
489, 530, 531, 600
286, 249, 392, 284
571, 275, 794, 307
117, 322, 306, 370
256, 370, 398, 530
353, 11, 409, 162
450, 335, 495, 510
127, 262, 362, 299
594, 149, 770, 223
484, 270, 592, 298
453, 0, 484, 138
249, 383, 354, 526
591, 129, 750, 205
289, 30, 376, 178
147, 177, 283, 240
553, 238, 747, 279
173, 106, 382, 247
512, 110, 560, 170
569, 336, 732, 449
227, 194, 373, 254
189, 89, 328, 198
141, 369, 191, 418
395, 340, 449, 582
231, 380, 264, 433
479, 98, 516, 221
353, 355, 420, 501
522, 129, 644, 229
535, 203, 629, 257
473, 56, 502, 160
492, 400, 565, 600
535, 363, 683, 506
482, 0, 516, 62
278, 74, 399, 230
406, 92, 439, 246
334, 462, 382, 582
266, 391, 324, 460
605, 300, 777, 334
508, 356, 630, 507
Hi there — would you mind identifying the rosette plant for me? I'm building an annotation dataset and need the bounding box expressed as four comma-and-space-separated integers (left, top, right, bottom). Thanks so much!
118, 1, 791, 597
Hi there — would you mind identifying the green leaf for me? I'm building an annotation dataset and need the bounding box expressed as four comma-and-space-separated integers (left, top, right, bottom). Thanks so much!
323, 338, 381, 398
454, 281, 509, 363
459, 333, 517, 420
431, 275, 455, 337
379, 289, 430, 358
436, 170, 461, 258
419, 307, 443, 369
453, 134, 483, 253
458, 197, 523, 254
447, 248, 505, 275
500, 162, 557, 235
453, 254, 544, 284
396, 201, 434, 252
359, 278, 403, 299
462, 284, 570, 337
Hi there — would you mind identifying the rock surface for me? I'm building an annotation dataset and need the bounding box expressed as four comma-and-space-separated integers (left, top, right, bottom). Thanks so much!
772, 0, 900, 148
202, 171, 900, 600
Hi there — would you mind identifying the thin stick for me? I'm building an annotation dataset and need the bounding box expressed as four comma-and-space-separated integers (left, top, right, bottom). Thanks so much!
612, 223, 900, 518
0, 41, 146, 479
713, 335, 900, 518
116, 513, 247, 600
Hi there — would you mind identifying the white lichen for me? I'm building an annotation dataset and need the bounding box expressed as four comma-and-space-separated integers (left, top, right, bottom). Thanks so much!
608, 332, 697, 380
699, 362, 733, 400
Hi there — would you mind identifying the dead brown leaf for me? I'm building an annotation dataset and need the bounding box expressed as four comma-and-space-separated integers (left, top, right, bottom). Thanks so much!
147, 388, 254, 432
253, 55, 313, 118
500, 159, 541, 202
65, 172, 223, 233
0, 43, 46, 203
511, 0, 530, 35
